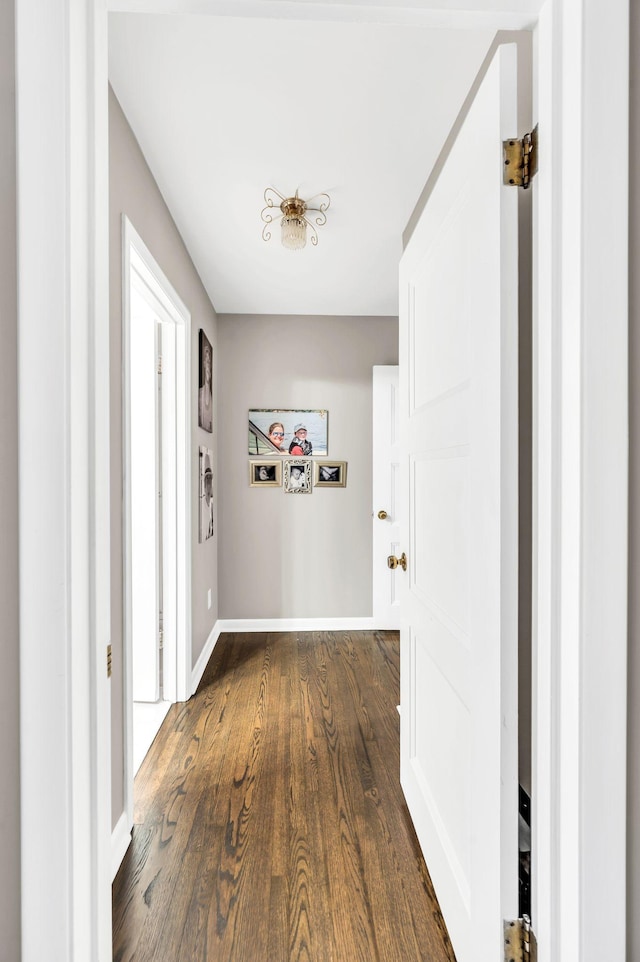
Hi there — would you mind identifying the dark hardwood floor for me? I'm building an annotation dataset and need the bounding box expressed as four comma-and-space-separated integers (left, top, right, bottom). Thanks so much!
113, 630, 455, 962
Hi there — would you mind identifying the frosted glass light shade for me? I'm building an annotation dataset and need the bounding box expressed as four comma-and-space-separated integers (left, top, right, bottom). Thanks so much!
281, 215, 307, 250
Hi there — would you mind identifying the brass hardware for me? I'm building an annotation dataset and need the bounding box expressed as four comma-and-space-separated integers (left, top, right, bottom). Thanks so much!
387, 552, 407, 572
503, 125, 538, 189
280, 195, 307, 220
107, 644, 112, 679
503, 915, 537, 962
377, 510, 388, 520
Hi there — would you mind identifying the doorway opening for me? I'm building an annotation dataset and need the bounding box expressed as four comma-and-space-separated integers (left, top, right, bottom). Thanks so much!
123, 217, 192, 816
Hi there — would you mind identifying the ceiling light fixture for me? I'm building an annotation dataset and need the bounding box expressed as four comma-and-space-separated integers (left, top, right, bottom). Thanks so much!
261, 187, 331, 251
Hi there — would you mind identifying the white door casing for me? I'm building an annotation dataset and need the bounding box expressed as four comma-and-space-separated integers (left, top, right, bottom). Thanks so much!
531, 5, 628, 959
372, 366, 401, 629
129, 294, 161, 702
16, 0, 112, 958
121, 216, 192, 854
398, 43, 519, 962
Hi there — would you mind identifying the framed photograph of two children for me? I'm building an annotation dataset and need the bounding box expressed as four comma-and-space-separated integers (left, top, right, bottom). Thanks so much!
248, 409, 328, 457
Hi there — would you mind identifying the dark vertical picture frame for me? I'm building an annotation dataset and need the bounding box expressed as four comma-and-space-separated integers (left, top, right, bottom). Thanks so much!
198, 329, 213, 433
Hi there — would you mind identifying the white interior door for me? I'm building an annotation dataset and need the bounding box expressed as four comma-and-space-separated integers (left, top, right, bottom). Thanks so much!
372, 365, 401, 629
398, 43, 519, 962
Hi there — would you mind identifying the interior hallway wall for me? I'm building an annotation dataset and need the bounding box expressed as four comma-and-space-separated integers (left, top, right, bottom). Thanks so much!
109, 87, 219, 828
218, 313, 398, 620
0, 2, 20, 957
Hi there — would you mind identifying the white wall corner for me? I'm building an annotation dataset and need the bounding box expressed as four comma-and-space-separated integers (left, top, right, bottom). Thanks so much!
111, 810, 132, 882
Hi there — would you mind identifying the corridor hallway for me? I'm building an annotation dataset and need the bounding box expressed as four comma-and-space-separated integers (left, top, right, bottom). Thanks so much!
112, 630, 454, 962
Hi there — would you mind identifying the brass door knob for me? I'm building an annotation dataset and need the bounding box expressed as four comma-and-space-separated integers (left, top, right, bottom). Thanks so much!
377, 510, 388, 520
387, 552, 407, 572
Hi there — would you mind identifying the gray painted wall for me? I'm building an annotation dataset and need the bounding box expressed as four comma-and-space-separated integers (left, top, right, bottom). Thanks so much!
109, 88, 218, 827
0, 2, 20, 958
217, 314, 398, 620
628, 2, 640, 955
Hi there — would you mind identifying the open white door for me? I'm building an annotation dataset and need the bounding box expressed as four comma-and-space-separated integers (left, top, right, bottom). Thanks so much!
398, 44, 519, 962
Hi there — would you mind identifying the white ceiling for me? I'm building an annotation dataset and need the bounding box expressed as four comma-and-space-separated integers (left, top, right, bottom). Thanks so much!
109, 13, 500, 316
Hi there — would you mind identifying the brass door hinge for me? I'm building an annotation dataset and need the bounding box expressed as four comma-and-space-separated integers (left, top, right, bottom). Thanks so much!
504, 915, 537, 962
503, 125, 538, 189
107, 644, 112, 679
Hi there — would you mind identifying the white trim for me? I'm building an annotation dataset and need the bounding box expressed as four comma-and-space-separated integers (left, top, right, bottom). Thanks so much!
111, 812, 132, 883
17, 1, 112, 959
191, 622, 224, 693
565, 0, 628, 957
106, 0, 540, 30
372, 365, 402, 630
216, 617, 378, 633
531, 0, 629, 958
122, 215, 193, 835
530, 5, 556, 956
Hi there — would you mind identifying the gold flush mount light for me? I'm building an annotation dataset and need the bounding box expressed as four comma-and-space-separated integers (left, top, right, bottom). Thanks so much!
261, 187, 331, 250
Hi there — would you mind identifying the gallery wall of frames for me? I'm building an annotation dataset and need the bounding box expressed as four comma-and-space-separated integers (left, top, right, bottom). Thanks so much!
248, 408, 347, 494
198, 335, 352, 543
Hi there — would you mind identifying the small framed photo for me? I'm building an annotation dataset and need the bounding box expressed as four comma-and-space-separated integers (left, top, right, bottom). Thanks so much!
249, 460, 282, 487
283, 459, 312, 494
314, 461, 347, 487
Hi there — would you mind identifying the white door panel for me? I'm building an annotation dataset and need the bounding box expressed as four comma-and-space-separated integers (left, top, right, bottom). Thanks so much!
399, 43, 519, 962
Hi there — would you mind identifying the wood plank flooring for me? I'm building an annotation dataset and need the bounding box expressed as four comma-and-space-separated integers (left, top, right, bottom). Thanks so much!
112, 630, 455, 962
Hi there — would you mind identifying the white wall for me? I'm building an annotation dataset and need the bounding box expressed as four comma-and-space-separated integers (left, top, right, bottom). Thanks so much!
217, 313, 398, 620
0, 2, 20, 957
109, 87, 219, 827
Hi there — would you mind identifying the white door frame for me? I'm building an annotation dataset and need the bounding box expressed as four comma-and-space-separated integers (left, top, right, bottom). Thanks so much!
372, 365, 401, 629
16, 1, 112, 958
531, 4, 628, 959
122, 217, 192, 841
15, 1, 628, 960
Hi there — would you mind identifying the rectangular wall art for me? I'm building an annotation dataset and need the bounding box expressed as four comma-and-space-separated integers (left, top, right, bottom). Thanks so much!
248, 409, 328, 457
198, 329, 213, 432
199, 445, 214, 541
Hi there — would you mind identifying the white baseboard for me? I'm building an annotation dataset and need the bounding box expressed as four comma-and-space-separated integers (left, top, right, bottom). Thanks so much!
191, 618, 380, 695
111, 809, 132, 882
191, 620, 224, 695
215, 617, 377, 633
